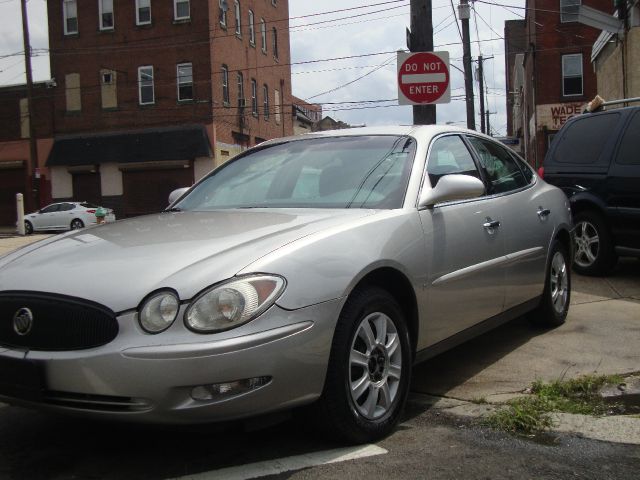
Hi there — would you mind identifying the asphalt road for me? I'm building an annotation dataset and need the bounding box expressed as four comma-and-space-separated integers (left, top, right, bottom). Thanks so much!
0, 398, 638, 480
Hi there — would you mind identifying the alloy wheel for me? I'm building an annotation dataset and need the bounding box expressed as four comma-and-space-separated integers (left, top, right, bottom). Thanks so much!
574, 220, 599, 268
349, 312, 402, 420
550, 251, 569, 315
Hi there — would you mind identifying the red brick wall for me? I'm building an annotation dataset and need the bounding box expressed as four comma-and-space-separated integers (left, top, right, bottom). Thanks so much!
46, 0, 292, 145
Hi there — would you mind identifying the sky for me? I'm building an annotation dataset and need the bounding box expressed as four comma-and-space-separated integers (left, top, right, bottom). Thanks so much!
0, 0, 526, 136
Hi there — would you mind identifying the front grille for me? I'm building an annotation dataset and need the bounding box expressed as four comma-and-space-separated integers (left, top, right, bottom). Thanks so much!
0, 292, 119, 351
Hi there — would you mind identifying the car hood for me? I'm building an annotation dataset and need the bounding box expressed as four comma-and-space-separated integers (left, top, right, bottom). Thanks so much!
0, 209, 375, 312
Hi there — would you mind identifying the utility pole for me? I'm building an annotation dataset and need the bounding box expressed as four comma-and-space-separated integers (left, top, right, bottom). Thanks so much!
20, 0, 39, 210
409, 0, 436, 125
486, 111, 492, 136
459, 0, 475, 130
478, 55, 485, 134
476, 55, 494, 135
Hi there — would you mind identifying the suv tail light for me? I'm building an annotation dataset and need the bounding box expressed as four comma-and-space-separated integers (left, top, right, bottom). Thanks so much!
86, 209, 96, 214
537, 167, 544, 179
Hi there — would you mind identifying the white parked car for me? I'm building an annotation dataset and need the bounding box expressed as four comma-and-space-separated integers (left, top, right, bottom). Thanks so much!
23, 202, 115, 234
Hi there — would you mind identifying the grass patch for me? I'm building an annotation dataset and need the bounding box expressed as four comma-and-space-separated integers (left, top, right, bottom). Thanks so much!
484, 374, 623, 435
484, 396, 554, 435
530, 374, 624, 416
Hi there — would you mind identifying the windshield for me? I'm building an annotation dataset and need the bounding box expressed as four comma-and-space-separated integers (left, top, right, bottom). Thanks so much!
176, 135, 416, 210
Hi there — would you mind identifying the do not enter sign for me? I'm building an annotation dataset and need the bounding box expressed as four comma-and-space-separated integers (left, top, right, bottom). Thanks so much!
397, 51, 451, 105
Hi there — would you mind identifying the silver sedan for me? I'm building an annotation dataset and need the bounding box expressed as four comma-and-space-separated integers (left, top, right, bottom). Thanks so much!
0, 126, 572, 443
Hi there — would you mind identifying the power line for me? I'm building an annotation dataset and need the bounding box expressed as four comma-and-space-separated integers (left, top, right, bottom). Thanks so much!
448, 0, 464, 43
304, 55, 396, 101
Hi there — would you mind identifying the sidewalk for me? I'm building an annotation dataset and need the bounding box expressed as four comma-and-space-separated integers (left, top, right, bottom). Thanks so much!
0, 233, 54, 257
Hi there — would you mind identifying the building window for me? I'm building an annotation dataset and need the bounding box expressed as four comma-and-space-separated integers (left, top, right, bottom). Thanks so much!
100, 69, 117, 109
562, 54, 583, 96
219, 0, 227, 26
177, 63, 193, 101
138, 66, 154, 105
237, 72, 245, 108
274, 89, 280, 124
263, 84, 269, 119
560, 0, 580, 23
222, 65, 229, 105
136, 0, 151, 25
65, 73, 81, 112
260, 18, 266, 53
251, 79, 257, 115
272, 27, 278, 59
63, 0, 78, 35
99, 0, 114, 30
248, 9, 255, 45
174, 0, 190, 21
234, 1, 241, 36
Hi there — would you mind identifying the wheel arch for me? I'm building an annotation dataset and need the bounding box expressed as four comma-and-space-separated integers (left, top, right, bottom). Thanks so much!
347, 267, 419, 357
554, 226, 573, 259
569, 194, 609, 222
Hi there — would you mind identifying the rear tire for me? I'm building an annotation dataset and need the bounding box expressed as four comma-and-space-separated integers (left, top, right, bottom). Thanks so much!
530, 240, 571, 327
24, 220, 33, 235
312, 287, 412, 444
70, 219, 84, 230
573, 210, 617, 276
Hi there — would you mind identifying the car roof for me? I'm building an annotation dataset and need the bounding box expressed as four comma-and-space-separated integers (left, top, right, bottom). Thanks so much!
257, 124, 484, 147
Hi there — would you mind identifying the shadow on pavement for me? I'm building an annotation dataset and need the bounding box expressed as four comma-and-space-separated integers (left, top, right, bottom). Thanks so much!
410, 315, 548, 399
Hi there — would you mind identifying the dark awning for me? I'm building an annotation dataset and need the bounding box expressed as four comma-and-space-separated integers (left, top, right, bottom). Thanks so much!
46, 125, 213, 167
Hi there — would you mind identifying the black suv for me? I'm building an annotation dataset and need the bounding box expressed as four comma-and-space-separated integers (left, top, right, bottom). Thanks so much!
542, 106, 640, 276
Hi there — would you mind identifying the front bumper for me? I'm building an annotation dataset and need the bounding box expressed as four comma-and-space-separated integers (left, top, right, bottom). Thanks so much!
0, 299, 342, 424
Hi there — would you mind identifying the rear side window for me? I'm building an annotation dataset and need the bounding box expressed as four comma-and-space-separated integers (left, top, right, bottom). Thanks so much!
510, 152, 534, 184
427, 135, 480, 187
616, 110, 640, 165
466, 136, 528, 194
553, 113, 620, 165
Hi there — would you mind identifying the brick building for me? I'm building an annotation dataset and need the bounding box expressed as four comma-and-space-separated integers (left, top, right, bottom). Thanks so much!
505, 0, 609, 167
44, 0, 293, 218
291, 95, 322, 135
0, 82, 55, 226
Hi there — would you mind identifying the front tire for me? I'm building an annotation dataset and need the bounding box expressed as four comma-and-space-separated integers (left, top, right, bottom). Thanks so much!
314, 287, 412, 443
530, 240, 571, 327
573, 210, 616, 276
70, 219, 84, 230
24, 220, 33, 235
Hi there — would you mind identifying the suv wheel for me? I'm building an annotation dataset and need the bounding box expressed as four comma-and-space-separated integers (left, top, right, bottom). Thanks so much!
573, 211, 617, 276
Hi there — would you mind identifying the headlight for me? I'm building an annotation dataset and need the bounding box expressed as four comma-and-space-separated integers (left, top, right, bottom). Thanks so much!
139, 290, 180, 333
185, 275, 286, 333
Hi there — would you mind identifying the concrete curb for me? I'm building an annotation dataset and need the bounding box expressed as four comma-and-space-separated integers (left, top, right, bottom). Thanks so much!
410, 393, 640, 445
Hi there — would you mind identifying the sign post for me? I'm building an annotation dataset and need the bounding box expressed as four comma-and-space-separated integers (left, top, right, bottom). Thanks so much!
397, 51, 451, 106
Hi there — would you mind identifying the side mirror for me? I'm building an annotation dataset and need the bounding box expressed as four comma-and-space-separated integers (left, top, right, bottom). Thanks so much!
168, 187, 190, 206
418, 174, 485, 209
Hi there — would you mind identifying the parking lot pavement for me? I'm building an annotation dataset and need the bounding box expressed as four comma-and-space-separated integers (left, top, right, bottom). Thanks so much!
411, 258, 640, 402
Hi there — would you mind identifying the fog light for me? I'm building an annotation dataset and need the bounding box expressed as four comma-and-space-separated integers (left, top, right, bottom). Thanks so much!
191, 376, 271, 401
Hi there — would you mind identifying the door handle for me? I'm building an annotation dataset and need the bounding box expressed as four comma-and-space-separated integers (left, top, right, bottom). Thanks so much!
483, 220, 501, 230
537, 207, 551, 219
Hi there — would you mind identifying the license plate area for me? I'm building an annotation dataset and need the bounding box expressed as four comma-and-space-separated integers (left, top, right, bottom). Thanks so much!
0, 356, 45, 402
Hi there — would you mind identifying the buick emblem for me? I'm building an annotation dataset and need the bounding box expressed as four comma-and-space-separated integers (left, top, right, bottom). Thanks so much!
13, 308, 34, 336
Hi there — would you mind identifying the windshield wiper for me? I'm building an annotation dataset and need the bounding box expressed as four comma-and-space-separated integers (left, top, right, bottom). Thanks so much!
165, 207, 182, 212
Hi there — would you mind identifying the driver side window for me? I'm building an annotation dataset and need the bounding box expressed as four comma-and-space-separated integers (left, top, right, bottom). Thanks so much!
427, 135, 481, 187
